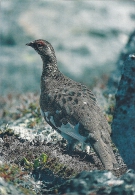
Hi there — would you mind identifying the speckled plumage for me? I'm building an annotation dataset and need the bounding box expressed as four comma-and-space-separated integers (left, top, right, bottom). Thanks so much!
26, 39, 118, 170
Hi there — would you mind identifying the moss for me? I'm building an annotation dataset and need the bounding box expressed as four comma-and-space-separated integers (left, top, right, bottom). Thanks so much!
27, 119, 37, 128
105, 114, 113, 124
2, 109, 9, 117
21, 153, 48, 170
21, 108, 30, 115
1, 95, 41, 126
40, 153, 48, 163
104, 94, 116, 124
23, 103, 41, 128
0, 164, 35, 195
27, 117, 41, 128
28, 103, 37, 110
0, 127, 19, 138
33, 158, 40, 169
21, 157, 33, 170
21, 153, 76, 179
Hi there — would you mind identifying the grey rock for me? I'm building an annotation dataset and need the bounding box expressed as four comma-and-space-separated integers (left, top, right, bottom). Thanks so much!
0, 177, 25, 195
112, 54, 135, 170
108, 30, 135, 93
58, 170, 135, 195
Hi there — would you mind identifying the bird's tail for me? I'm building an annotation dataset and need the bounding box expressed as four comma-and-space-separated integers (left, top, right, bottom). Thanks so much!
91, 138, 118, 170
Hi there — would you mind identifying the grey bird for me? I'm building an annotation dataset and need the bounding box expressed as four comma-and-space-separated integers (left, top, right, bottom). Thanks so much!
26, 39, 118, 170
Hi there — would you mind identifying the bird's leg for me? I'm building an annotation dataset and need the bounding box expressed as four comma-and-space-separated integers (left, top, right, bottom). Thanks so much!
61, 132, 78, 154
81, 143, 91, 154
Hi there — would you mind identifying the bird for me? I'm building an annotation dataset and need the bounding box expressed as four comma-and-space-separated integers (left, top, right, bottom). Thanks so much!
26, 39, 118, 170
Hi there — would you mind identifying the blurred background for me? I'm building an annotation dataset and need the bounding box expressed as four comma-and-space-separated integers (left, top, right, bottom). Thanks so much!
1, 0, 135, 95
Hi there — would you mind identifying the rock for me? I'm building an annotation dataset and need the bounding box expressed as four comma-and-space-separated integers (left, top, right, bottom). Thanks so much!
0, 177, 25, 195
58, 170, 135, 195
112, 54, 135, 170
108, 30, 135, 93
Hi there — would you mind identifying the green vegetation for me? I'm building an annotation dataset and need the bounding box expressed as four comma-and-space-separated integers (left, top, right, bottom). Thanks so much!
0, 164, 35, 195
21, 153, 76, 178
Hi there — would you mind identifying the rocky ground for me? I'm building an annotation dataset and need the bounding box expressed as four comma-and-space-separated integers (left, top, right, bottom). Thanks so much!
0, 92, 135, 195
1, 2, 135, 193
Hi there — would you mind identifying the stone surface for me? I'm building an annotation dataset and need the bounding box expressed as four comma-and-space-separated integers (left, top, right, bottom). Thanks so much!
112, 54, 135, 170
108, 30, 135, 93
0, 177, 25, 195
58, 170, 135, 195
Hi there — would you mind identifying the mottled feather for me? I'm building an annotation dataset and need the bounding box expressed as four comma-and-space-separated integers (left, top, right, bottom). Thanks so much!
26, 39, 118, 170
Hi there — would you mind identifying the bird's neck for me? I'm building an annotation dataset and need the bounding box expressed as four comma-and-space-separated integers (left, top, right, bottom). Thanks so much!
41, 55, 59, 78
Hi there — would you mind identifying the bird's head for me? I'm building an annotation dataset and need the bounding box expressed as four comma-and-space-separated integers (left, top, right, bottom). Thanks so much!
26, 39, 56, 61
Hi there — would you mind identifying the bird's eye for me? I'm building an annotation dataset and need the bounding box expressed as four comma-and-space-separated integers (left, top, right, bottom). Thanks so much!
37, 43, 43, 48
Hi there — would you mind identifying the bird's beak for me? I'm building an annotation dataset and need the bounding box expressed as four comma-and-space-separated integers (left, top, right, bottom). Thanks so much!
26, 42, 34, 47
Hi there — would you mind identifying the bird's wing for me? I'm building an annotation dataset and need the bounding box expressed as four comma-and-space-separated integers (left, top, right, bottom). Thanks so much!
46, 82, 111, 143
44, 82, 118, 170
